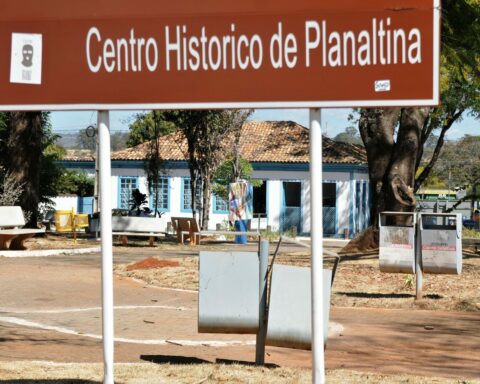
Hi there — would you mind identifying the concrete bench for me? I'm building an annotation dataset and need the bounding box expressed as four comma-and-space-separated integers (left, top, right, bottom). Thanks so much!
0, 206, 45, 250
112, 216, 166, 246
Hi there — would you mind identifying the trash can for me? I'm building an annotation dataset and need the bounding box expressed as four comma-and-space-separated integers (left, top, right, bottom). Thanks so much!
234, 220, 248, 244
419, 213, 462, 274
54, 209, 74, 232
379, 212, 416, 273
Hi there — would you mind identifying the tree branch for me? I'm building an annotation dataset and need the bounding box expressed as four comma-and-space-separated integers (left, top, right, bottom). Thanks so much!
414, 109, 465, 192
446, 193, 480, 213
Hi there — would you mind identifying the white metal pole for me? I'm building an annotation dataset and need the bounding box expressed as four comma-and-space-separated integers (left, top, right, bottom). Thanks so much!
94, 125, 99, 213
98, 111, 114, 384
310, 108, 325, 383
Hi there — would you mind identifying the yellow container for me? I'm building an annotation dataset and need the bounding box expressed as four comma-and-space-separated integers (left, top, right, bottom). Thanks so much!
54, 209, 74, 232
54, 209, 90, 244
74, 213, 89, 228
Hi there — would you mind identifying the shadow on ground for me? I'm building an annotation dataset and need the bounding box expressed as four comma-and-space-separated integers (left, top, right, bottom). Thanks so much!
336, 292, 443, 299
141, 355, 279, 369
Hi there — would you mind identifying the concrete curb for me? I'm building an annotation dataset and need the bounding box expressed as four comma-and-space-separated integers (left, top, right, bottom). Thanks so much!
0, 247, 100, 258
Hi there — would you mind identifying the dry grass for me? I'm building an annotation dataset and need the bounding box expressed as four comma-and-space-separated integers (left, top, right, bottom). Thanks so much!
331, 254, 480, 312
0, 362, 477, 384
24, 233, 100, 250
115, 249, 480, 312
115, 257, 199, 291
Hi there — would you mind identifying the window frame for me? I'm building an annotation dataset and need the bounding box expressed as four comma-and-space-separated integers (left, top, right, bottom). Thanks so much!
148, 176, 170, 212
117, 176, 139, 210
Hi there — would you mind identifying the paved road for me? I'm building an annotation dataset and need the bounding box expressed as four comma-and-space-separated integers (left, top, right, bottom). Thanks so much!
0, 244, 478, 380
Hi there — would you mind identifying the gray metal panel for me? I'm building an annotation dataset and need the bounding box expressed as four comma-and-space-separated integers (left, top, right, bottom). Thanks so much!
420, 213, 462, 274
379, 226, 416, 273
266, 265, 332, 350
198, 251, 259, 334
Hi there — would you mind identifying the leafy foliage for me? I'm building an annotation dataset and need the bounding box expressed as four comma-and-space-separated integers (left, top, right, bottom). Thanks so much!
0, 171, 25, 206
56, 169, 94, 197
128, 188, 148, 215
0, 112, 65, 220
333, 126, 363, 145
213, 158, 262, 201
435, 135, 480, 191
127, 111, 176, 147
141, 111, 168, 217
163, 109, 252, 229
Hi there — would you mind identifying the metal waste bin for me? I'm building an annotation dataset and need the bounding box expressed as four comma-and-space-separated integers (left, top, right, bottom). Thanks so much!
198, 251, 259, 333
419, 213, 462, 274
379, 212, 416, 273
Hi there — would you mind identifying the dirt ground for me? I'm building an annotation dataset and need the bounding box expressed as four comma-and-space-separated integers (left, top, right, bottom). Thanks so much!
23, 233, 100, 250
8, 235, 479, 383
115, 247, 480, 313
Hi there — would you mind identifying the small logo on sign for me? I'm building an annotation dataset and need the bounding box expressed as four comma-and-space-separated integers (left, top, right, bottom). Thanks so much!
375, 80, 391, 92
10, 33, 43, 85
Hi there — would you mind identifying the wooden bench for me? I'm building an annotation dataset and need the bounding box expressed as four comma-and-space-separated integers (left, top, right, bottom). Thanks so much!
171, 216, 260, 245
0, 206, 45, 250
112, 216, 166, 246
171, 217, 199, 245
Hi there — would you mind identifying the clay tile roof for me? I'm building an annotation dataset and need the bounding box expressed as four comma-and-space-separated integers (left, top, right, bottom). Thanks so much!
111, 131, 187, 161
109, 121, 366, 164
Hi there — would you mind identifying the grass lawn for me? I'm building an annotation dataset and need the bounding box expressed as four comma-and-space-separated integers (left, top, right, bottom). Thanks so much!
1, 362, 478, 383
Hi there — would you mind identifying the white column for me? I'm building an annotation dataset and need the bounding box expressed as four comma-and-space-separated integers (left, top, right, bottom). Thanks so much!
309, 108, 325, 383
98, 111, 114, 384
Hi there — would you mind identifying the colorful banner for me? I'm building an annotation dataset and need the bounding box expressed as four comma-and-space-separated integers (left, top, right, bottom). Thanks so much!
229, 181, 252, 222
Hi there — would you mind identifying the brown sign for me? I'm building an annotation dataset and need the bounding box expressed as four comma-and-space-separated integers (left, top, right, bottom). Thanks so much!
1, 0, 440, 110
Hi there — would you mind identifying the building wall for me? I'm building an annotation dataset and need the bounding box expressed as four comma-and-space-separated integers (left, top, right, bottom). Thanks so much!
53, 195, 78, 212
57, 160, 371, 236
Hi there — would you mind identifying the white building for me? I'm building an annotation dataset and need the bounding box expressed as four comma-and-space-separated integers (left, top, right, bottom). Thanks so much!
59, 121, 370, 238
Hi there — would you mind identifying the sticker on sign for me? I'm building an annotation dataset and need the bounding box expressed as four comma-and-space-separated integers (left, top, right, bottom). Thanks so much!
10, 33, 43, 85
375, 80, 391, 92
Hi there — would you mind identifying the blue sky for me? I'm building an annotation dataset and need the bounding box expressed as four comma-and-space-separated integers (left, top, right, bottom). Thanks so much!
50, 108, 478, 140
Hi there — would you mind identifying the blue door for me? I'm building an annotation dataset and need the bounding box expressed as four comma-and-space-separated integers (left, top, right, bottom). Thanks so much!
323, 182, 337, 236
281, 181, 302, 233
77, 196, 94, 214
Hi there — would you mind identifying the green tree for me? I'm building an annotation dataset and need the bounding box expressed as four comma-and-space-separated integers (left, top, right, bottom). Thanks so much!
164, 110, 251, 229
333, 126, 363, 145
127, 111, 176, 147
143, 111, 167, 217
110, 132, 128, 151
435, 135, 480, 216
213, 158, 262, 202
75, 128, 96, 151
0, 112, 65, 226
56, 169, 95, 197
358, 0, 480, 229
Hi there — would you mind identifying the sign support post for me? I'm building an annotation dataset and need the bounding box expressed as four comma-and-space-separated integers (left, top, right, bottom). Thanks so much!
98, 110, 114, 384
309, 108, 325, 383
415, 216, 423, 300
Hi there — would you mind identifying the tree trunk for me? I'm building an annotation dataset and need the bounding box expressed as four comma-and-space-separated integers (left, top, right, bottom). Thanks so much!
358, 108, 399, 227
7, 112, 43, 228
189, 168, 198, 222
202, 177, 212, 230
472, 184, 477, 220
385, 108, 427, 215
